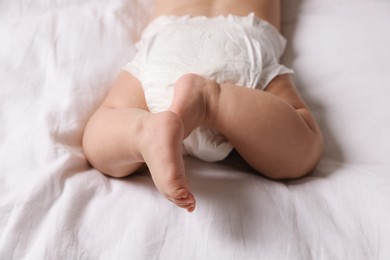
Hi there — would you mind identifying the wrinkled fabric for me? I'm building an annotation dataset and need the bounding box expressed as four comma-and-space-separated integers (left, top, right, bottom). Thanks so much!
1, 0, 390, 259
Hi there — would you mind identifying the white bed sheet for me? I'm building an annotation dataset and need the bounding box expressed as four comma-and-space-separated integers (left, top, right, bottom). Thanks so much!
1, 0, 390, 259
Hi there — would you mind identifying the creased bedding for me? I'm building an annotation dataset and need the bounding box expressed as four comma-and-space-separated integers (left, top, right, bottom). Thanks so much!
1, 0, 390, 259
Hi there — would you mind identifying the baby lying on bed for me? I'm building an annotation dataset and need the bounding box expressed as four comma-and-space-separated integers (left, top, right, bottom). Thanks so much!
82, 0, 323, 212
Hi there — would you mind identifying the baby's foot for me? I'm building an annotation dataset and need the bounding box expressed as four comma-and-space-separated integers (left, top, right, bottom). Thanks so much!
141, 111, 196, 212
140, 74, 220, 212
169, 73, 221, 137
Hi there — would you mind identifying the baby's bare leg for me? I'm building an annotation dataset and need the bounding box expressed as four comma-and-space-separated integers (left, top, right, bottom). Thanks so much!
82, 71, 195, 212
169, 73, 323, 180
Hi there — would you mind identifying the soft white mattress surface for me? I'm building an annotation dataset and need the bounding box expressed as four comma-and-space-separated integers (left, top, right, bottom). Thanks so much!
1, 0, 390, 259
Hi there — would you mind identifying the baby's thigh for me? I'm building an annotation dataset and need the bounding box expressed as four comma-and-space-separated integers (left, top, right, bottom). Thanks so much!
101, 70, 148, 110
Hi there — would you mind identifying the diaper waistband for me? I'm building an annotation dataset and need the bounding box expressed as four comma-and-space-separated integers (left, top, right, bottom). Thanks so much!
149, 12, 269, 29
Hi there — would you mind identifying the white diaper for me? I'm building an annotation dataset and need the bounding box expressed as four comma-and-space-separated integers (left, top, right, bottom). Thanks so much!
124, 13, 293, 162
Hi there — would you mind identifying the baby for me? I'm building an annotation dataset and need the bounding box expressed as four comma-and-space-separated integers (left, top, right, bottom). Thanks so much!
82, 0, 323, 212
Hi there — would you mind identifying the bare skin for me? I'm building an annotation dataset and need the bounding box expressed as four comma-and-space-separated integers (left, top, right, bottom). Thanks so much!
82, 0, 324, 212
